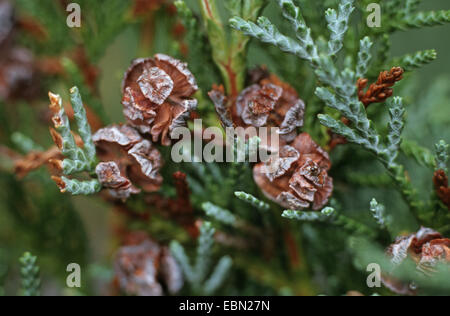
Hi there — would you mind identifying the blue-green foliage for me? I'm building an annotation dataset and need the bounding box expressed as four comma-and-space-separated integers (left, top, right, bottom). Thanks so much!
19, 252, 41, 296
170, 222, 233, 295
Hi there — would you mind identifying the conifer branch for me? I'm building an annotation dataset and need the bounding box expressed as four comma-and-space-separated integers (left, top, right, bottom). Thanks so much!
282, 207, 335, 222
401, 140, 436, 169
325, 0, 354, 56
400, 10, 450, 30
11, 132, 44, 153
435, 140, 449, 173
202, 202, 237, 226
234, 191, 270, 212
390, 50, 437, 71
48, 88, 101, 195
200, 0, 268, 96
19, 252, 40, 297
170, 222, 232, 295
283, 207, 377, 237
369, 199, 389, 230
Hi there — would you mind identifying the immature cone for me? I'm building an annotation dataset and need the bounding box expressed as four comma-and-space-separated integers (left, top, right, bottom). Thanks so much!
114, 232, 183, 296
121, 54, 198, 146
93, 124, 163, 199
209, 74, 305, 144
382, 227, 450, 295
253, 133, 333, 211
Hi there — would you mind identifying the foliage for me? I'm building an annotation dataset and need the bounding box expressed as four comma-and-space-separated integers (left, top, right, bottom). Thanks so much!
170, 222, 233, 295
19, 252, 41, 296
48, 87, 101, 195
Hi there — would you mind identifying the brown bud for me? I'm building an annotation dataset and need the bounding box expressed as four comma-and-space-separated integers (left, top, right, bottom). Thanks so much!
358, 67, 404, 107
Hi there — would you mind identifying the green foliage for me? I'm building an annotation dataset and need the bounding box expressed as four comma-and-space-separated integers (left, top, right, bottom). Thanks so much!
233, 0, 428, 216
386, 97, 406, 167
76, 0, 131, 62
369, 199, 390, 231
234, 191, 269, 212
345, 172, 394, 188
170, 222, 233, 295
11, 132, 44, 153
435, 140, 449, 173
198, 0, 268, 94
175, 0, 219, 91
58, 177, 101, 196
202, 202, 237, 226
61, 58, 109, 124
49, 87, 100, 195
356, 37, 373, 79
69, 87, 96, 167
390, 50, 438, 72
230, 15, 316, 64
15, 0, 72, 55
282, 207, 335, 222
19, 252, 41, 296
318, 93, 422, 216
283, 207, 376, 238
0, 169, 89, 287
401, 139, 436, 169
325, 0, 354, 56
398, 10, 450, 30
0, 252, 7, 297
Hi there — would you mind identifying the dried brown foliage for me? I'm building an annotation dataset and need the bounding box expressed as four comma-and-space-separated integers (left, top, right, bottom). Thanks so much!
14, 146, 62, 179
433, 170, 450, 210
